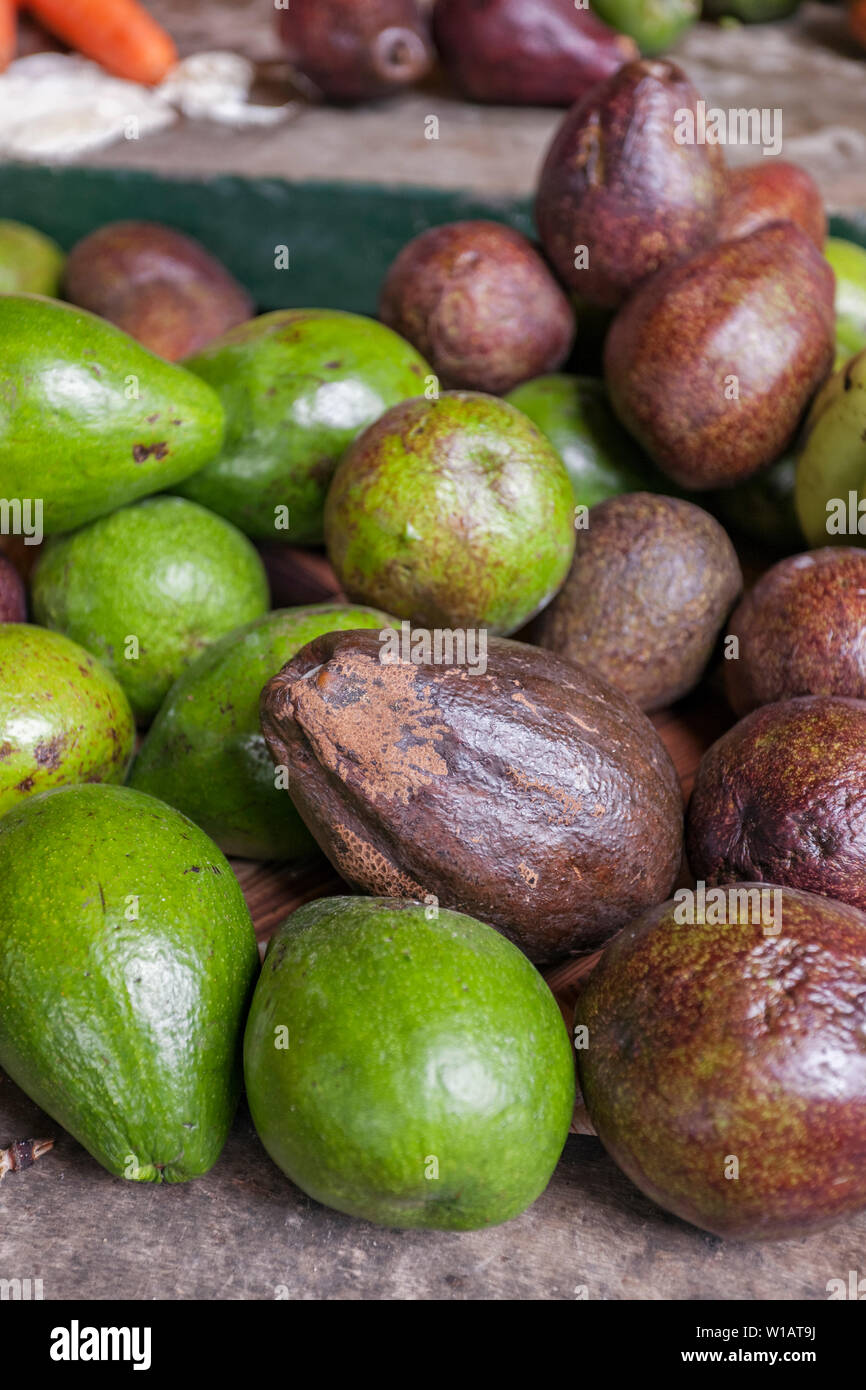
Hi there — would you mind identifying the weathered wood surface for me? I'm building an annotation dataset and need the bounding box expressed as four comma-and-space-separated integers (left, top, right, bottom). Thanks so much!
3, 1069, 864, 1301
72, 2, 866, 215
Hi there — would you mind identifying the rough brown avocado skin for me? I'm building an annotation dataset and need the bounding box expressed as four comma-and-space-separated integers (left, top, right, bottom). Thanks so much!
532, 492, 742, 711
725, 547, 866, 716
260, 629, 683, 963
576, 885, 866, 1239
686, 696, 866, 911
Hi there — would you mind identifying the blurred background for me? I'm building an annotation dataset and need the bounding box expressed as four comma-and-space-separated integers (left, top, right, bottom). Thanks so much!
0, 0, 863, 211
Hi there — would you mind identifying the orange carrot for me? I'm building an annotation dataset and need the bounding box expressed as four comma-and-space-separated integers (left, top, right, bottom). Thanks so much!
23, 0, 177, 84
0, 0, 17, 73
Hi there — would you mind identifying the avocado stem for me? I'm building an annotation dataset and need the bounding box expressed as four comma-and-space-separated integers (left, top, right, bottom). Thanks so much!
0, 1137, 54, 1181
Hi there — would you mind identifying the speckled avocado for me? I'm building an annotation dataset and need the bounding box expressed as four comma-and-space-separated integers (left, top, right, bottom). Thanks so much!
0, 624, 134, 817
576, 885, 866, 1239
0, 296, 225, 536
176, 309, 431, 544
0, 220, 64, 295
131, 603, 394, 859
0, 783, 258, 1182
32, 496, 270, 724
244, 896, 575, 1230
687, 695, 866, 912
324, 391, 576, 633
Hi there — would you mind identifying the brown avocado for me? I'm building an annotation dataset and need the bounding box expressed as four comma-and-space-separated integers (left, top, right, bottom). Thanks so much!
725, 547, 866, 716
576, 885, 866, 1239
260, 629, 683, 963
532, 493, 742, 711
604, 221, 836, 489
378, 221, 575, 396
687, 695, 866, 911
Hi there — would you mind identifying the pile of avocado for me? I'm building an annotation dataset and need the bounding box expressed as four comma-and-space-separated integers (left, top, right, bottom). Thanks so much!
2, 52, 866, 1245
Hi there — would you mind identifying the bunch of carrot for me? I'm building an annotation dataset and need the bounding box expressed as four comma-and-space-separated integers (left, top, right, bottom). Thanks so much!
0, 0, 177, 84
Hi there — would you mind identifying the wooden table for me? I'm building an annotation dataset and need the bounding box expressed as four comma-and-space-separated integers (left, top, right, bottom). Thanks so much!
74, 1, 866, 216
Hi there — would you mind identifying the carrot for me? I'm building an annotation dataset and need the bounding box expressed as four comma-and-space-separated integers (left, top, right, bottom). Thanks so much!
852, 0, 866, 49
23, 0, 177, 84
0, 0, 17, 73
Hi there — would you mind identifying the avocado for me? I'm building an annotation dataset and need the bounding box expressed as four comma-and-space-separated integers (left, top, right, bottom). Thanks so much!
324, 391, 576, 634
64, 220, 254, 362
244, 896, 574, 1229
725, 548, 866, 715
505, 375, 653, 510
0, 624, 134, 817
532, 493, 742, 711
378, 221, 575, 395
260, 630, 683, 962
0, 220, 64, 296
176, 309, 430, 544
0, 555, 26, 622
0, 783, 258, 1182
131, 603, 394, 859
32, 496, 270, 724
708, 452, 803, 553
605, 222, 836, 491
576, 885, 866, 1239
0, 296, 225, 535
687, 695, 866, 913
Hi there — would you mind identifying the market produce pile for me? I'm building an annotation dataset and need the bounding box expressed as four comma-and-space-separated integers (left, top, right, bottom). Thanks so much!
2, 55, 866, 1242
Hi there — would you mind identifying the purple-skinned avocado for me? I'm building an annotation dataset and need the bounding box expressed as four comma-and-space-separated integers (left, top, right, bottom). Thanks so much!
576, 885, 866, 1239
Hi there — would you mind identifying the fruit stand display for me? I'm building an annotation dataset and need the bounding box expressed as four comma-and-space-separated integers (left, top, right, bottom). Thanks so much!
2, 0, 866, 1308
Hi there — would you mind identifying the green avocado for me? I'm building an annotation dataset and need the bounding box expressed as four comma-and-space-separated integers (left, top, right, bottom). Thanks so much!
32, 496, 270, 724
505, 375, 654, 511
0, 783, 259, 1182
0, 624, 134, 817
244, 896, 574, 1230
324, 391, 576, 633
0, 295, 225, 535
0, 220, 65, 296
589, 0, 698, 54
131, 603, 394, 859
826, 237, 866, 362
176, 309, 430, 544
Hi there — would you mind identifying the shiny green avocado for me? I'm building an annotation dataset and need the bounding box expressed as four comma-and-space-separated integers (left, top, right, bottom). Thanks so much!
177, 308, 431, 544
244, 896, 575, 1230
0, 783, 259, 1182
0, 295, 225, 535
131, 603, 395, 859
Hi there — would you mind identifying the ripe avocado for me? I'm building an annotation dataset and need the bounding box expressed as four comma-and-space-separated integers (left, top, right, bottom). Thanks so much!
131, 603, 394, 859
324, 391, 576, 633
32, 496, 270, 724
576, 885, 866, 1238
243, 896, 575, 1229
0, 220, 64, 295
0, 783, 259, 1182
687, 695, 866, 912
532, 493, 742, 711
177, 309, 430, 544
0, 624, 134, 817
0, 295, 225, 535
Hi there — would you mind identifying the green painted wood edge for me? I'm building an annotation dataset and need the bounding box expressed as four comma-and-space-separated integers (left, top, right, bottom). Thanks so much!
0, 164, 861, 317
